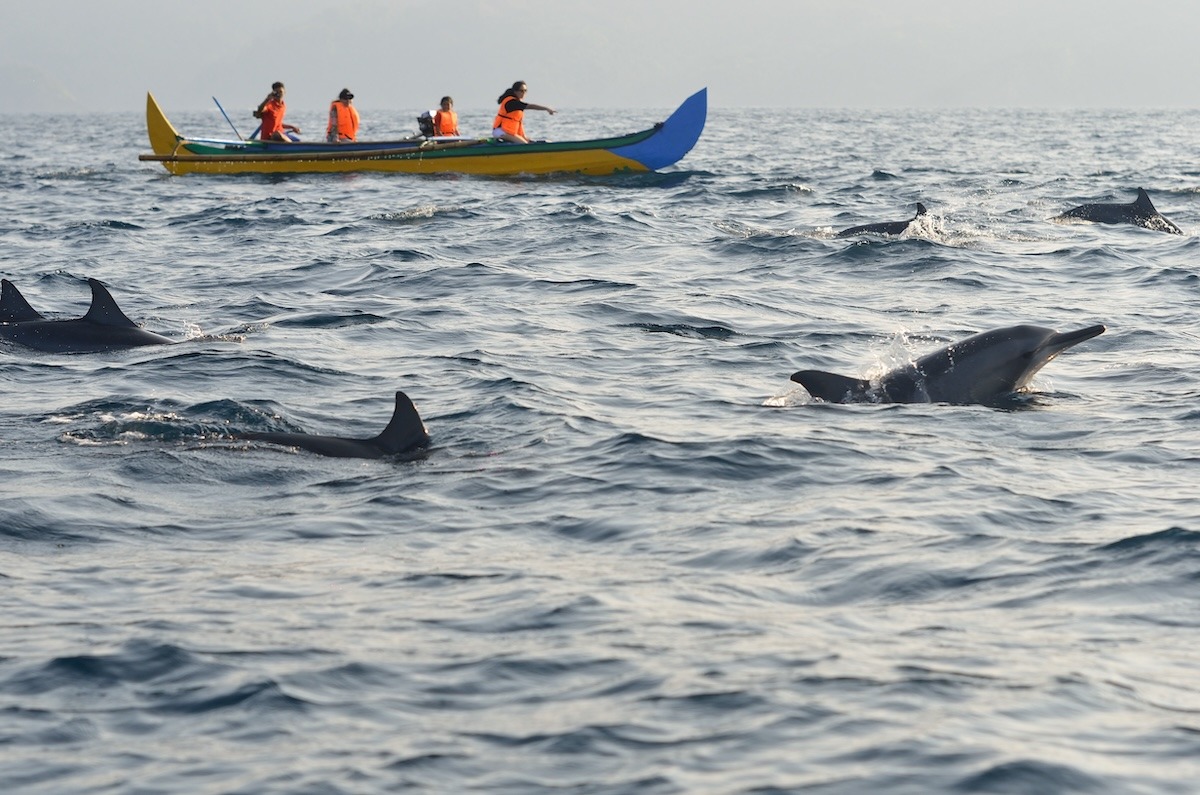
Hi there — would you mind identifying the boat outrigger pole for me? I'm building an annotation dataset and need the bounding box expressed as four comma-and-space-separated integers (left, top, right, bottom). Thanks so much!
212, 96, 244, 140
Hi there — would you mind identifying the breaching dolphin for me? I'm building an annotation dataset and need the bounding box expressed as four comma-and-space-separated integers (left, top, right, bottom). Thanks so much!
836, 202, 928, 238
790, 324, 1106, 405
0, 278, 174, 352
236, 391, 431, 459
1051, 188, 1182, 234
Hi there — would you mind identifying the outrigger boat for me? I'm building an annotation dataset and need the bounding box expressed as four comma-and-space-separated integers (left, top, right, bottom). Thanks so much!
139, 89, 706, 176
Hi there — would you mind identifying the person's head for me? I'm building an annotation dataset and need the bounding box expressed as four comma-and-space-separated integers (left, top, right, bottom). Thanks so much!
338, 88, 354, 103
440, 96, 453, 110
271, 81, 285, 98
498, 81, 528, 104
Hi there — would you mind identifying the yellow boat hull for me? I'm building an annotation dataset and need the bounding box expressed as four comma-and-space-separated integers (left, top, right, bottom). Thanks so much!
148, 149, 648, 177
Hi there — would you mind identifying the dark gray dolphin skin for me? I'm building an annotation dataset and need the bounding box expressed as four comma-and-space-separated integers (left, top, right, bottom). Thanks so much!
0, 279, 44, 323
237, 391, 431, 459
836, 202, 928, 238
791, 324, 1106, 406
1052, 188, 1182, 234
0, 278, 174, 352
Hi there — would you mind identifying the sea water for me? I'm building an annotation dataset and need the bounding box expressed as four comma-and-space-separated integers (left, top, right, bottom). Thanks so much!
1, 104, 1198, 793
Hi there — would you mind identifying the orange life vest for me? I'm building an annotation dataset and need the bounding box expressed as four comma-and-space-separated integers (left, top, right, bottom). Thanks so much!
493, 96, 525, 138
326, 101, 359, 142
260, 97, 286, 138
434, 109, 459, 136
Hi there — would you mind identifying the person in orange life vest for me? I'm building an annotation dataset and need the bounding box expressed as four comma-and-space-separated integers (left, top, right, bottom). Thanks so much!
492, 81, 555, 143
253, 81, 300, 141
326, 88, 360, 142
433, 96, 459, 137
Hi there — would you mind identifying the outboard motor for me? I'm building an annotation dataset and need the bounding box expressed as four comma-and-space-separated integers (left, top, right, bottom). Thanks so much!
417, 110, 436, 138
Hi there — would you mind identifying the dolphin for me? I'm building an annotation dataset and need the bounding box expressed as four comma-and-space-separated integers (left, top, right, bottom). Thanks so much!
836, 202, 928, 238
236, 391, 431, 459
0, 279, 45, 323
1051, 188, 1182, 234
790, 324, 1106, 406
0, 278, 174, 352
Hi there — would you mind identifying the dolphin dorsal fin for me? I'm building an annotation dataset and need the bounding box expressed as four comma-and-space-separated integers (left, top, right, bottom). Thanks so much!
790, 370, 873, 403
1, 279, 44, 322
914, 202, 928, 217
1134, 188, 1156, 212
372, 391, 431, 454
81, 279, 139, 328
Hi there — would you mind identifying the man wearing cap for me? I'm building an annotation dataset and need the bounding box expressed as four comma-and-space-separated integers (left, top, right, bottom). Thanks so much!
326, 89, 360, 143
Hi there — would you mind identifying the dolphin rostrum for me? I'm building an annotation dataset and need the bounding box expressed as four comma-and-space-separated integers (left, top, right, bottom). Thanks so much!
836, 202, 928, 238
791, 324, 1106, 406
237, 391, 431, 459
1051, 188, 1182, 234
0, 278, 174, 352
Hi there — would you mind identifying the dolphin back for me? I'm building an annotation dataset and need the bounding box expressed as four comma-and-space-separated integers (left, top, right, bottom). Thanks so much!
240, 430, 387, 459
371, 391, 431, 454
1055, 189, 1182, 234
2, 279, 170, 352
791, 370, 874, 403
1, 279, 44, 323
240, 391, 431, 459
835, 202, 928, 238
1131, 188, 1183, 234
82, 279, 140, 328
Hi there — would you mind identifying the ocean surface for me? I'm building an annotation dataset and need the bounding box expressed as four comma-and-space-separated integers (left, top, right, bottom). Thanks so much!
2, 101, 1199, 794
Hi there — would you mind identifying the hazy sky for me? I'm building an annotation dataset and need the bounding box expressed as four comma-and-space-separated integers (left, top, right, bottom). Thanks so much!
2, 0, 1198, 113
